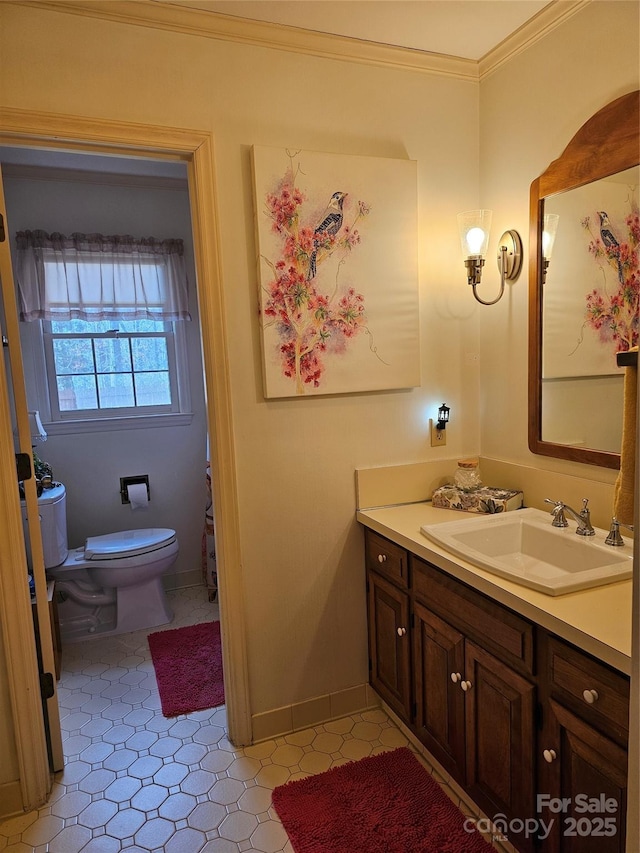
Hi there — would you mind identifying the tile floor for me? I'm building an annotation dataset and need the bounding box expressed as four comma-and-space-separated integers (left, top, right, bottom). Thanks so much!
0, 585, 509, 853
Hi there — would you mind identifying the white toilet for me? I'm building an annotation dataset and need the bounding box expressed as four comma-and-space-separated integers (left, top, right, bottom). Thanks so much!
28, 483, 177, 642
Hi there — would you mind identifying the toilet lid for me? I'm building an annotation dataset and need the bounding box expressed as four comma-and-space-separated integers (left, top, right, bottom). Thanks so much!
85, 528, 176, 560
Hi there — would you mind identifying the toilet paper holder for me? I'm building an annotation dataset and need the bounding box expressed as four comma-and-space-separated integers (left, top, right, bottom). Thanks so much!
120, 475, 150, 504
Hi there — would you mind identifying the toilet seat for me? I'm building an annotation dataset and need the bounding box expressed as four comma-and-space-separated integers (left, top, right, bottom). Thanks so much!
85, 528, 176, 560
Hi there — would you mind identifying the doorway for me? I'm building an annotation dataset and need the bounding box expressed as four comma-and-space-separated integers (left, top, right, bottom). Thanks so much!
0, 110, 251, 812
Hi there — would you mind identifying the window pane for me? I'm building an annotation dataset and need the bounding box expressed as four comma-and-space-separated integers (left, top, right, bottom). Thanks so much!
134, 372, 171, 406
45, 318, 179, 419
51, 319, 165, 334
53, 339, 94, 375
52, 319, 115, 334
118, 320, 164, 333
57, 375, 98, 410
97, 373, 135, 408
131, 337, 168, 371
94, 338, 132, 373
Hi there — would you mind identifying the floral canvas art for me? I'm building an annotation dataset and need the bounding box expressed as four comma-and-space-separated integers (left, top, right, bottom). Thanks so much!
582, 205, 639, 357
543, 169, 639, 378
252, 146, 419, 397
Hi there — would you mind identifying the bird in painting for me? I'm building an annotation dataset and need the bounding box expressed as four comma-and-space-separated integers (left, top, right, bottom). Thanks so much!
307, 191, 347, 279
598, 211, 624, 282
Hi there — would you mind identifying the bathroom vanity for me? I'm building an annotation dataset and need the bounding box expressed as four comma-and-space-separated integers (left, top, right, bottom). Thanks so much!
358, 502, 631, 853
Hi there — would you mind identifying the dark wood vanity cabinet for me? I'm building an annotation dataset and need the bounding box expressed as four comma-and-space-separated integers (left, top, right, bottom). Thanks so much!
412, 601, 466, 779
363, 527, 630, 853
411, 554, 537, 844
365, 531, 411, 721
537, 636, 629, 852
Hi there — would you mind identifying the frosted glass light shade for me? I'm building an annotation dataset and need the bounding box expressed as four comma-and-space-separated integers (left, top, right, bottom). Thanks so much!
458, 210, 492, 258
542, 214, 559, 260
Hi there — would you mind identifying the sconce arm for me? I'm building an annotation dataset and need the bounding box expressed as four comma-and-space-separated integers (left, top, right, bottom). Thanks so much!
470, 246, 507, 306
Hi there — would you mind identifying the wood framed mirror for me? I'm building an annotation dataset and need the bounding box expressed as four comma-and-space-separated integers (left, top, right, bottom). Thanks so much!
528, 90, 639, 470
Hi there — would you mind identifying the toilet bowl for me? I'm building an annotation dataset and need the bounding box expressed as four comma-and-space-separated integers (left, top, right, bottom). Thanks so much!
25, 484, 178, 642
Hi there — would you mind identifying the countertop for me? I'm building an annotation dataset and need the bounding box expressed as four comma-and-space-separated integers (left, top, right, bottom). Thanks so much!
357, 502, 632, 675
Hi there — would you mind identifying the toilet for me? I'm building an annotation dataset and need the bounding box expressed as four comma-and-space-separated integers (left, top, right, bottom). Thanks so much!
26, 483, 177, 642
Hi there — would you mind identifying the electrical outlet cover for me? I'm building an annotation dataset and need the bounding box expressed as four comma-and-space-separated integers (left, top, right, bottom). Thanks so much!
429, 419, 447, 447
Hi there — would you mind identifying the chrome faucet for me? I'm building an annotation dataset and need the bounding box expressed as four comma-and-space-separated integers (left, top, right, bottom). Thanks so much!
544, 498, 595, 536
605, 517, 634, 546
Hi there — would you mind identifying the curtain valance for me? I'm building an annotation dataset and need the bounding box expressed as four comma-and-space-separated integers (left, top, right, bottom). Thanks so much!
16, 230, 191, 322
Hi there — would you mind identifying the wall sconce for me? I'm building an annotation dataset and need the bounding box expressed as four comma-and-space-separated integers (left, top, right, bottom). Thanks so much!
457, 210, 523, 305
436, 403, 450, 430
541, 214, 559, 284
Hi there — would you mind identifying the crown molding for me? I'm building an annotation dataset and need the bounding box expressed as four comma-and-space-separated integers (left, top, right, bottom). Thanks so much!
12, 0, 478, 81
479, 0, 590, 80
10, 0, 589, 83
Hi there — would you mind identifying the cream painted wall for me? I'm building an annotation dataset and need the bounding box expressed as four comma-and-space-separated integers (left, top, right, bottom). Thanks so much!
0, 2, 480, 732
478, 0, 640, 485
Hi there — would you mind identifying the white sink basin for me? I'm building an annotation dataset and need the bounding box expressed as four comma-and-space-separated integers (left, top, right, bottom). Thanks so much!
420, 507, 633, 595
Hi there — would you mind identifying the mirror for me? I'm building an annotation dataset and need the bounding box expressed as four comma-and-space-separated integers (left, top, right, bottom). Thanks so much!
529, 90, 639, 469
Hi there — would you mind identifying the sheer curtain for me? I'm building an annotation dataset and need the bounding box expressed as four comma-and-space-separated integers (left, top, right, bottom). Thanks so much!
15, 230, 191, 321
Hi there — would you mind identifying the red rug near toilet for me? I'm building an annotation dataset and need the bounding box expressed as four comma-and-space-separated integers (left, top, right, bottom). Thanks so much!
272, 747, 494, 853
148, 621, 224, 717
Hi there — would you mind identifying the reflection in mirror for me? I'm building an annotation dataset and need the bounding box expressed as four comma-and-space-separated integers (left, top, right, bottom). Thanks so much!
529, 90, 640, 469
542, 167, 639, 453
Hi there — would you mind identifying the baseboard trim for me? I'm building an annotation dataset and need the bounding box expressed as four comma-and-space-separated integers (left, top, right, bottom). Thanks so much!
163, 570, 204, 591
251, 683, 380, 743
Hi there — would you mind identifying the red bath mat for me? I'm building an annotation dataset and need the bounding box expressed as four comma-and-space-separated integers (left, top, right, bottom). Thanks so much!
148, 621, 224, 717
272, 747, 494, 853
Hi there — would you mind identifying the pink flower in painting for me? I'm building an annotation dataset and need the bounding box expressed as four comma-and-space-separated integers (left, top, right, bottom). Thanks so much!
582, 205, 639, 357
340, 226, 361, 250
266, 185, 305, 233
261, 154, 372, 393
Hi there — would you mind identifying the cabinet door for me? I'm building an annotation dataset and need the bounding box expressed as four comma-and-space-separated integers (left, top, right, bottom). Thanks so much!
464, 640, 536, 836
413, 601, 466, 781
367, 570, 411, 721
538, 699, 627, 853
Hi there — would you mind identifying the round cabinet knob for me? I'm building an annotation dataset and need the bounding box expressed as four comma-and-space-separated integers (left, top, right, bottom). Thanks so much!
583, 689, 599, 704
461, 680, 472, 692
543, 749, 557, 764
377, 554, 387, 563
450, 672, 461, 684
397, 627, 407, 637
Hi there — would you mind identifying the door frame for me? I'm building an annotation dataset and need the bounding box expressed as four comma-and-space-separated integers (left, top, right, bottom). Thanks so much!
0, 163, 64, 789
0, 106, 252, 806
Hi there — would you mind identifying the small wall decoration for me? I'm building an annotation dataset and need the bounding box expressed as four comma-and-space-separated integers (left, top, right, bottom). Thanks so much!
252, 146, 419, 397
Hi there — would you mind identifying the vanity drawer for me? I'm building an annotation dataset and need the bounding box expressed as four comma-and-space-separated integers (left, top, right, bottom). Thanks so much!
548, 636, 629, 739
411, 556, 535, 674
365, 530, 409, 589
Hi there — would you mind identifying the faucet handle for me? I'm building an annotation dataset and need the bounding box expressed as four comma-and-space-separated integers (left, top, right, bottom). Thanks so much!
544, 498, 568, 528
605, 517, 634, 546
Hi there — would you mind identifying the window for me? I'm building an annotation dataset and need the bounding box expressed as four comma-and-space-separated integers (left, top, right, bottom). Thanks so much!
44, 319, 181, 419
16, 230, 192, 431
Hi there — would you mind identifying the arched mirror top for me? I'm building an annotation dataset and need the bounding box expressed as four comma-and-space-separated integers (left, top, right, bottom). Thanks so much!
529, 90, 640, 470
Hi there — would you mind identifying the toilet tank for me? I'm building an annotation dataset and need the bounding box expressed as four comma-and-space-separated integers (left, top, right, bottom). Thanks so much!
21, 483, 69, 569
